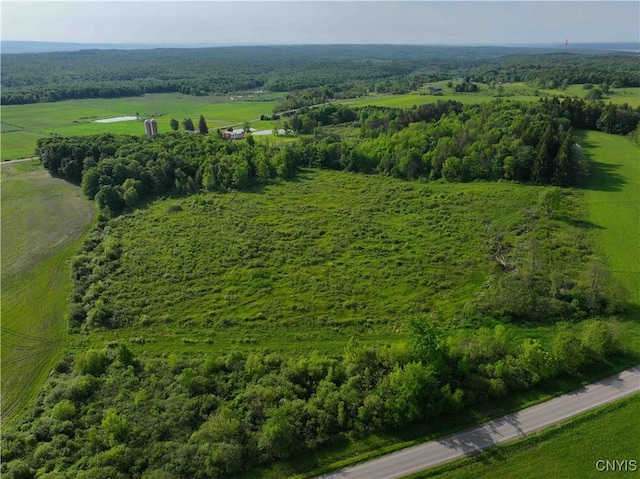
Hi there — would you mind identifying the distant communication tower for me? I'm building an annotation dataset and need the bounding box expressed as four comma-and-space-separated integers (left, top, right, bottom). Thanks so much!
150, 118, 158, 136
564, 39, 568, 54
144, 119, 152, 137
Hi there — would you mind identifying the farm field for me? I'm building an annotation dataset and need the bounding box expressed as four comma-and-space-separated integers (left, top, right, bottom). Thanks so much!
412, 393, 640, 479
4, 83, 636, 161
346, 84, 640, 111
563, 84, 640, 107
579, 130, 640, 348
344, 90, 532, 110
1, 160, 95, 421
0, 93, 280, 160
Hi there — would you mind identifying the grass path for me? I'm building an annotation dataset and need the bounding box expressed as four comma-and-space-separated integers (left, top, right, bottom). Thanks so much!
579, 130, 640, 306
1, 161, 94, 423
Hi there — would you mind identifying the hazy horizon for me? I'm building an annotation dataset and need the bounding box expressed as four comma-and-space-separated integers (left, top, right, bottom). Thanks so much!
2, 1, 638, 46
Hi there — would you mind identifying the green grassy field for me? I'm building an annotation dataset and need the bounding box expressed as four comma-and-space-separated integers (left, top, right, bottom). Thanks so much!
1, 93, 279, 160
344, 91, 533, 110
4, 83, 635, 161
411, 393, 640, 479
70, 160, 632, 365
346, 84, 640, 111
579, 131, 640, 309
0, 161, 95, 421
564, 85, 640, 107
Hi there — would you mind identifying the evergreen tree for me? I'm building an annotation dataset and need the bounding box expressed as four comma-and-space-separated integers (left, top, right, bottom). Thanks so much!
198, 115, 209, 135
183, 118, 195, 131
552, 128, 574, 186
170, 118, 179, 131
532, 125, 554, 184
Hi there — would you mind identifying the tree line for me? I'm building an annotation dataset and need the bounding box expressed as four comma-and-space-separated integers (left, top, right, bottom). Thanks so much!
37, 132, 299, 217
37, 97, 639, 220
1, 45, 435, 105
467, 53, 640, 89
1, 315, 625, 478
3, 45, 638, 105
277, 97, 638, 185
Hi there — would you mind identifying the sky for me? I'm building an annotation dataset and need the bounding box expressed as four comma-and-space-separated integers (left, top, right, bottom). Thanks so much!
1, 1, 639, 46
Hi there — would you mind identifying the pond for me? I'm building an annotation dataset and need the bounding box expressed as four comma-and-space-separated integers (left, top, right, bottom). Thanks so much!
94, 116, 138, 123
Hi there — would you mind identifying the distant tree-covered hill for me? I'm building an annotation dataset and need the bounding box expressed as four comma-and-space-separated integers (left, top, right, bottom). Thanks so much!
2, 45, 638, 105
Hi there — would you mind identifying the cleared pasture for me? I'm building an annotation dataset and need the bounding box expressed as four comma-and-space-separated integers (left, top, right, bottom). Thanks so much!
579, 130, 640, 329
564, 85, 640, 107
1, 161, 94, 422
1, 93, 279, 160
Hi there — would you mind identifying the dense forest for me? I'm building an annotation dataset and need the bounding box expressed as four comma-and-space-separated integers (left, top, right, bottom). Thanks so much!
2, 45, 638, 104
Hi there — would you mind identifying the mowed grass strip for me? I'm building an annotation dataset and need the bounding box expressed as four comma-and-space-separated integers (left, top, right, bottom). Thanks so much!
0, 161, 94, 423
579, 131, 640, 306
409, 393, 640, 479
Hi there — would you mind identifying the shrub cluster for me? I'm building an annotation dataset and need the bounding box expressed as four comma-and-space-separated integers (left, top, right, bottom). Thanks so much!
1, 319, 624, 478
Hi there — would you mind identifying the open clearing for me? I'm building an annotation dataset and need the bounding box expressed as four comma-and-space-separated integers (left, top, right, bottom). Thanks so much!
563, 85, 640, 107
4, 84, 635, 161
80, 170, 529, 354
391, 130, 640, 479
1, 93, 280, 160
1, 161, 94, 422
579, 131, 640, 309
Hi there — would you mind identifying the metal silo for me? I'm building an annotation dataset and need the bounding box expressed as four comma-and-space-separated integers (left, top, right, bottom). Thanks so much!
150, 119, 158, 136
144, 119, 152, 137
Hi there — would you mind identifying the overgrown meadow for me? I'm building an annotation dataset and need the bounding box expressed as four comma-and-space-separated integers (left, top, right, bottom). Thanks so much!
73, 169, 602, 352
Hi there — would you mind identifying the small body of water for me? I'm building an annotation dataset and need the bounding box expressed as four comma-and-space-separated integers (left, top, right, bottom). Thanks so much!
94, 116, 138, 123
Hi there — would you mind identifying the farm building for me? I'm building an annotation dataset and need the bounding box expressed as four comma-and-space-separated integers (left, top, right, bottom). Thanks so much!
428, 86, 443, 95
222, 129, 246, 140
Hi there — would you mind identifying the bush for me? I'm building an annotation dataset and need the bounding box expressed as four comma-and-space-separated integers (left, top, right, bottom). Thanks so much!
4, 460, 33, 479
75, 350, 110, 377
51, 400, 76, 421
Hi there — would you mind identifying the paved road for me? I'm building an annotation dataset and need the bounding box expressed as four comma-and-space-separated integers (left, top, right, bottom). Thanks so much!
319, 365, 640, 479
